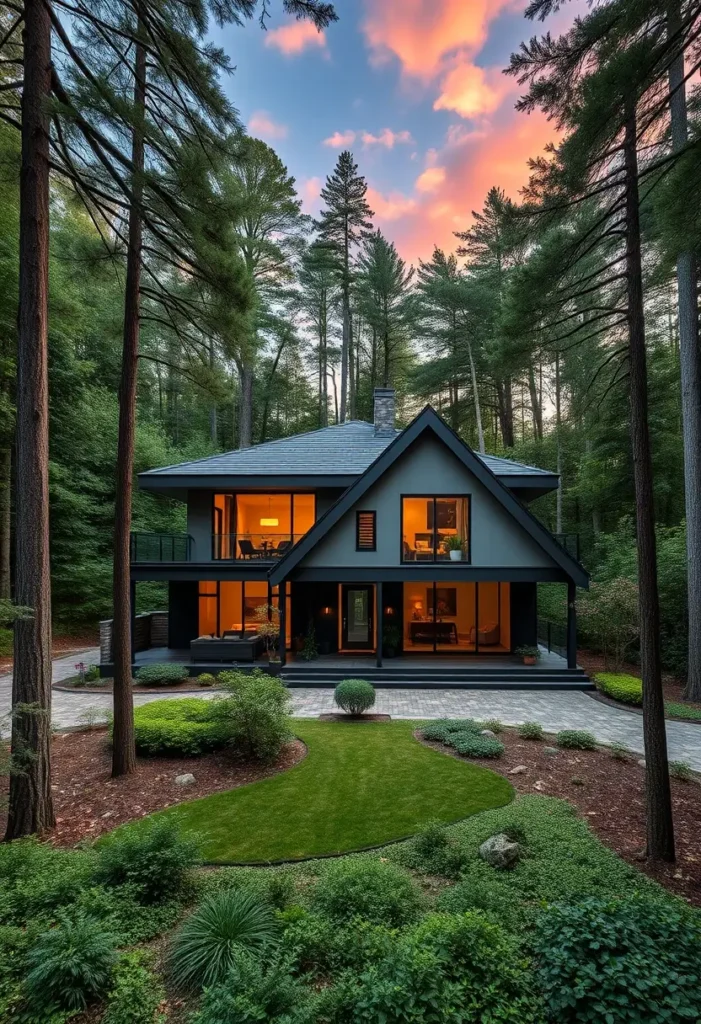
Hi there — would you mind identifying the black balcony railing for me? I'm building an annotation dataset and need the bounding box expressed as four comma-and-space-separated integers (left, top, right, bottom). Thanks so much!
537, 617, 567, 658
130, 532, 192, 562
553, 533, 580, 561
212, 533, 304, 560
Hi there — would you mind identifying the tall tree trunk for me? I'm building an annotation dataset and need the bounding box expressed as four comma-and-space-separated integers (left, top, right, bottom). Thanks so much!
555, 353, 563, 534
624, 107, 674, 862
496, 380, 514, 447
466, 339, 485, 454
331, 365, 339, 424
238, 363, 253, 448
348, 302, 356, 419
340, 296, 349, 422
5, 0, 55, 837
528, 365, 543, 439
111, 29, 146, 778
667, 1, 701, 701
0, 445, 10, 600
209, 338, 217, 444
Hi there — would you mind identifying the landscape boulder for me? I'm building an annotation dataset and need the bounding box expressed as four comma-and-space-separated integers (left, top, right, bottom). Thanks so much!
480, 729, 497, 738
175, 773, 196, 786
478, 833, 522, 870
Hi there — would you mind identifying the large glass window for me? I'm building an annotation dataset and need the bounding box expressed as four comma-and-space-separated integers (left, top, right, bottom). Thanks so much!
402, 581, 510, 653
402, 496, 469, 562
213, 493, 316, 560
198, 580, 291, 646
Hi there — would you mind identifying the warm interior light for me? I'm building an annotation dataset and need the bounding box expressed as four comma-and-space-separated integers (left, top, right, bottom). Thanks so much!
260, 518, 279, 527
322, 606, 332, 615
414, 601, 423, 610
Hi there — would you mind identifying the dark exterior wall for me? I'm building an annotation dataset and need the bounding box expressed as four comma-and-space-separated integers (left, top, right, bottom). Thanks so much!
168, 580, 199, 647
382, 581, 404, 653
510, 582, 537, 651
291, 580, 339, 654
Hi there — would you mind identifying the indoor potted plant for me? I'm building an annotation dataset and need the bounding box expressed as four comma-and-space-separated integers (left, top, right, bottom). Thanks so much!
514, 645, 541, 665
444, 534, 465, 561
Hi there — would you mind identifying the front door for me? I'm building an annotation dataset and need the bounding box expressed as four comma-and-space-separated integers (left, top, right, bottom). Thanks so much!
341, 585, 374, 650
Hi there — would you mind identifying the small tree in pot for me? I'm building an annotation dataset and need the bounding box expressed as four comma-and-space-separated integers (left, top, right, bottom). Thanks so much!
443, 535, 466, 561
334, 679, 376, 716
382, 624, 402, 657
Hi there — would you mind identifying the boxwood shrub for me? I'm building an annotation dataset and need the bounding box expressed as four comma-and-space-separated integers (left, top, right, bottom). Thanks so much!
134, 662, 190, 686
133, 698, 227, 756
450, 732, 505, 759
556, 730, 597, 750
334, 679, 376, 715
595, 672, 643, 706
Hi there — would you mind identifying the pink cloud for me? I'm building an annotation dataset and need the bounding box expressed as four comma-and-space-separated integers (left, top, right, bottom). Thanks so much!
248, 110, 288, 140
265, 20, 326, 56
300, 176, 322, 216
361, 128, 414, 148
323, 129, 356, 148
366, 186, 416, 221
434, 63, 511, 119
415, 166, 446, 193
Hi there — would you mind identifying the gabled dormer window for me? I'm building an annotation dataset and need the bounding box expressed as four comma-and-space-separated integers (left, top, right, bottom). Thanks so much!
356, 511, 376, 551
401, 496, 470, 563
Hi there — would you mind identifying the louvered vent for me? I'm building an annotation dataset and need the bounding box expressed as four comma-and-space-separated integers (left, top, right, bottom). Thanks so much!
356, 511, 376, 551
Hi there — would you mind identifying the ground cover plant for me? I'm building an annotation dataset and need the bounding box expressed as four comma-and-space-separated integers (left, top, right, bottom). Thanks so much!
422, 718, 505, 758
595, 672, 701, 721
133, 698, 228, 756
140, 719, 513, 862
134, 662, 190, 686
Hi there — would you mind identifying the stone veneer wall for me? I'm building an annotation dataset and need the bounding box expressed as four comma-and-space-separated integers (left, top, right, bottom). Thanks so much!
99, 611, 169, 662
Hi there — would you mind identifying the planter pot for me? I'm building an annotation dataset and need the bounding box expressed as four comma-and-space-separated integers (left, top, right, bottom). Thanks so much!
320, 641, 332, 656
383, 648, 397, 658
522, 655, 537, 665
449, 550, 463, 561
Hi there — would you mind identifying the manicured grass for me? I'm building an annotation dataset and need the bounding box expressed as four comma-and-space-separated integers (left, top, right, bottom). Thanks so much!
153, 720, 513, 863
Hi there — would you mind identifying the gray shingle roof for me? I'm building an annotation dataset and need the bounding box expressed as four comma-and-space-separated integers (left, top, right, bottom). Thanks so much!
140, 420, 556, 481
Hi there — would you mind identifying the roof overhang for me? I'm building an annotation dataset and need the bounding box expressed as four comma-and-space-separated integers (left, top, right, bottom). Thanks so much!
138, 473, 358, 493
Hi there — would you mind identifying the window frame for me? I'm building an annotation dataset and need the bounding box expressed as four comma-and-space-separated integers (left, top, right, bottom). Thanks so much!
399, 493, 472, 564
355, 510, 377, 552
211, 492, 317, 560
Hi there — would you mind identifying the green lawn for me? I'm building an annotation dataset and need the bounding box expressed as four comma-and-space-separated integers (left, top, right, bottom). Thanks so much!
153, 719, 513, 863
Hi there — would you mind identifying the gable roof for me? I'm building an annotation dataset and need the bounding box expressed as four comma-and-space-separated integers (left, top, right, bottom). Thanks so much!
269, 406, 589, 588
138, 419, 559, 497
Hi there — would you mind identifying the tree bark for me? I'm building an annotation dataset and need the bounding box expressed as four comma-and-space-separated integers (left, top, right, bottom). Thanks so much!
111, 28, 146, 778
555, 353, 563, 534
667, 1, 701, 700
5, 0, 55, 838
209, 337, 217, 444
624, 107, 674, 862
0, 445, 10, 600
528, 365, 543, 440
238, 363, 253, 448
467, 339, 485, 454
496, 380, 514, 447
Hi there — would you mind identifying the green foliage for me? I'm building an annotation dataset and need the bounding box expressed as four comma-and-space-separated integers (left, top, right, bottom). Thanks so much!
556, 730, 597, 750
25, 914, 117, 1013
609, 741, 630, 761
300, 624, 319, 661
103, 950, 165, 1024
134, 663, 190, 686
451, 732, 505, 758
281, 909, 396, 980
0, 838, 94, 926
481, 718, 504, 733
514, 645, 541, 660
168, 889, 279, 992
403, 820, 467, 879
518, 721, 544, 740
595, 671, 642, 705
212, 670, 292, 761
197, 672, 217, 687
333, 678, 376, 715
133, 698, 228, 756
421, 718, 481, 743
85, 664, 100, 682
94, 817, 199, 903
0, 627, 12, 656
343, 911, 543, 1023
669, 760, 693, 782
0, 924, 35, 1020
533, 896, 701, 1024
665, 701, 701, 721
189, 949, 311, 1024
312, 857, 421, 927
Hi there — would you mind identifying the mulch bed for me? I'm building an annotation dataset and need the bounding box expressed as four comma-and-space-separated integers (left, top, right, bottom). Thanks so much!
0, 632, 98, 675
418, 727, 701, 907
0, 729, 306, 848
54, 677, 224, 695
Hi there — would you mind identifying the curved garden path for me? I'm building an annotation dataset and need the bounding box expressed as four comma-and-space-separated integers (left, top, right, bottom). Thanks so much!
1, 648, 700, 770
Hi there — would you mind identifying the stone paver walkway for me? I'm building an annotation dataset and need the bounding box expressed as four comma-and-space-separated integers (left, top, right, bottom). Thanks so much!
2, 650, 700, 770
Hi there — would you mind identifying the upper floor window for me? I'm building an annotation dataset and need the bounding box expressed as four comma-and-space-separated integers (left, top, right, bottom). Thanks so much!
401, 496, 470, 563
213, 493, 316, 560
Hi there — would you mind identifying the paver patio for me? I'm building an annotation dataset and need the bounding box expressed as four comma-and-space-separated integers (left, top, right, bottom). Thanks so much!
2, 648, 700, 770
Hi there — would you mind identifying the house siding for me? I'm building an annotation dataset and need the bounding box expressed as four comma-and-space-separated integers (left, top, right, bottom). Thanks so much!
299, 434, 559, 570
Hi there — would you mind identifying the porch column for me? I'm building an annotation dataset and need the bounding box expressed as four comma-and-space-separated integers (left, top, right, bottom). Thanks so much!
278, 580, 287, 667
129, 580, 136, 667
376, 581, 383, 668
567, 579, 577, 669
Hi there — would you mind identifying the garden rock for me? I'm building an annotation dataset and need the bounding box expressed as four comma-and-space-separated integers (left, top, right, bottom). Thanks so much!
175, 773, 196, 786
508, 765, 528, 775
479, 833, 522, 870
480, 729, 496, 738
543, 746, 559, 756
638, 759, 646, 767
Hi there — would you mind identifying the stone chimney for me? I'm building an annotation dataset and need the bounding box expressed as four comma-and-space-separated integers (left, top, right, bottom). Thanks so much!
373, 387, 396, 435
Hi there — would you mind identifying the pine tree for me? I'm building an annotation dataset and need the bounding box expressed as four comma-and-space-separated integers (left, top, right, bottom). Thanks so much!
299, 240, 338, 426
355, 230, 414, 391
316, 151, 374, 420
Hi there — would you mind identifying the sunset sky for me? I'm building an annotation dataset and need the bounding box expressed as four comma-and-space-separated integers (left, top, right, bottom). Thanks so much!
213, 0, 575, 263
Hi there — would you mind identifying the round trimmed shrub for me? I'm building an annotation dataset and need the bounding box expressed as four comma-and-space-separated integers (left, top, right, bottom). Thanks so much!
334, 678, 376, 715
556, 729, 597, 750
168, 889, 279, 992
134, 662, 190, 686
533, 896, 701, 1023
595, 672, 643, 706
450, 732, 505, 758
26, 914, 118, 1012
518, 721, 544, 740
197, 672, 217, 687
133, 698, 228, 756
313, 858, 421, 926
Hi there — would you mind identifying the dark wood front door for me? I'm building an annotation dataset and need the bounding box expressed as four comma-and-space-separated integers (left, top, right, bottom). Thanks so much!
341, 585, 374, 650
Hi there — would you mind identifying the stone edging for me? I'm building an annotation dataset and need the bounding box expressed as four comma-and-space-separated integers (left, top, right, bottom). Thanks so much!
52, 682, 224, 696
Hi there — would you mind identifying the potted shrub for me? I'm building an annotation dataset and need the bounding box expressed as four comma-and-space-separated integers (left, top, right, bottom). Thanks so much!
514, 645, 541, 666
382, 623, 402, 658
443, 535, 465, 561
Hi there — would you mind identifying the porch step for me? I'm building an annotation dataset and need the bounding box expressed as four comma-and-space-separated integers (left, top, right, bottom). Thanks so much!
280, 667, 593, 690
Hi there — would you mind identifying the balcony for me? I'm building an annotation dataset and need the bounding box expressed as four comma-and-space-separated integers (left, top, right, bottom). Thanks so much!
213, 533, 304, 561
130, 532, 192, 563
